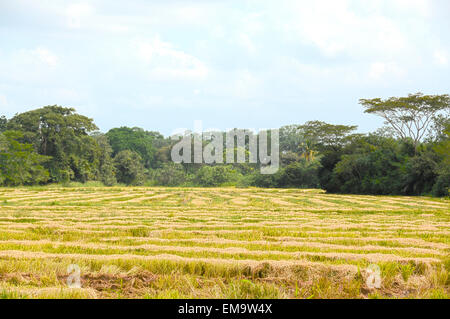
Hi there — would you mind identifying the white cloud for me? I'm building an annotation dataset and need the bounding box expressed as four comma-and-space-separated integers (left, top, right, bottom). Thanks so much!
241, 12, 264, 34
11, 47, 59, 69
233, 12, 264, 54
51, 88, 79, 101
169, 5, 210, 25
279, 57, 360, 90
0, 46, 62, 90
368, 61, 405, 80
233, 69, 262, 99
0, 94, 8, 108
9, 47, 60, 73
391, 0, 431, 17
0, 0, 449, 132
282, 0, 412, 58
434, 49, 449, 67
31, 47, 59, 67
134, 37, 208, 80
66, 3, 94, 29
236, 33, 256, 54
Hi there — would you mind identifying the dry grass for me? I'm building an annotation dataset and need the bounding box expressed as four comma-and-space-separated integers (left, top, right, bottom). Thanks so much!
0, 186, 448, 299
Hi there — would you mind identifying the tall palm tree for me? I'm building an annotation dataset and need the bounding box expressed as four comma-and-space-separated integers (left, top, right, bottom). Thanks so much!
299, 140, 318, 162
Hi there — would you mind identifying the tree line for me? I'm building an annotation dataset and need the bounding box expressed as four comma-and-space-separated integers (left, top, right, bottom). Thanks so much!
0, 92, 449, 196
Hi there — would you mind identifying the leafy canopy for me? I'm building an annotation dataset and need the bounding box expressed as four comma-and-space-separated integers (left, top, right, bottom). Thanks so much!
7, 105, 99, 182
0, 131, 49, 186
360, 93, 450, 148
106, 127, 156, 168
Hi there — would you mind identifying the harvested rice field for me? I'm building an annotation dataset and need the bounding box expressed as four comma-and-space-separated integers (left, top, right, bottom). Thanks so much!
0, 187, 448, 299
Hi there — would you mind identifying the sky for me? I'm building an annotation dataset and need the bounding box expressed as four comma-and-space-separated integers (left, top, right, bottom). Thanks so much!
0, 0, 449, 136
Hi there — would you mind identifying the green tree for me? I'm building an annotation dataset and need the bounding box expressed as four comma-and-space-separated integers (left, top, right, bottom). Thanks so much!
250, 169, 282, 188
295, 121, 358, 191
432, 124, 450, 196
298, 121, 358, 151
279, 125, 304, 153
402, 149, 439, 195
0, 133, 7, 151
7, 105, 99, 182
0, 116, 7, 132
280, 151, 302, 166
113, 150, 146, 185
299, 141, 318, 162
0, 131, 49, 186
194, 165, 237, 187
330, 135, 407, 194
360, 93, 450, 149
152, 163, 187, 186
278, 159, 322, 188
106, 127, 156, 168
154, 145, 172, 168
91, 132, 116, 186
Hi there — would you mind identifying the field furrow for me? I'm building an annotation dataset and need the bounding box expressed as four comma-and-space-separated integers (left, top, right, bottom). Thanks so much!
0, 187, 448, 299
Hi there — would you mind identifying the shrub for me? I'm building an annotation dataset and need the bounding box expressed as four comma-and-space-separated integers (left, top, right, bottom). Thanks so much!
194, 165, 238, 187
152, 163, 188, 186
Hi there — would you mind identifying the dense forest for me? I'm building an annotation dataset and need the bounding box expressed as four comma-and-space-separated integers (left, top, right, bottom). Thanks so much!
0, 93, 449, 196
